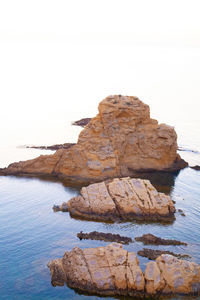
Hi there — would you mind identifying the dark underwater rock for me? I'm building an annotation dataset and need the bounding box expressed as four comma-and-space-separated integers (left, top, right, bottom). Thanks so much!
138, 248, 190, 260
77, 231, 133, 245
135, 233, 187, 246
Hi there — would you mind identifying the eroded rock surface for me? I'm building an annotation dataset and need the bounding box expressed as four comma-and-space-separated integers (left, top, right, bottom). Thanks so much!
0, 95, 187, 182
145, 254, 200, 295
48, 244, 200, 297
48, 243, 145, 296
135, 234, 187, 246
66, 177, 175, 221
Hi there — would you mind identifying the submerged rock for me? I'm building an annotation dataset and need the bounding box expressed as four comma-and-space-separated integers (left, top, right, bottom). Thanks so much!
72, 118, 91, 127
48, 243, 200, 297
135, 234, 187, 246
65, 177, 175, 222
138, 248, 190, 260
0, 95, 187, 182
77, 231, 133, 244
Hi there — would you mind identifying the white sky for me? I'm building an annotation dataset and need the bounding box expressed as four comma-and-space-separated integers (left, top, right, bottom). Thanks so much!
0, 0, 200, 146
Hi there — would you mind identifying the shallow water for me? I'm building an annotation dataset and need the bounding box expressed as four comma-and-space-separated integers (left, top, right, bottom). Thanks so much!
0, 151, 200, 299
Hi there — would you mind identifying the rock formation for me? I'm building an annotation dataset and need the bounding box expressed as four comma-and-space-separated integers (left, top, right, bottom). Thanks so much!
77, 231, 133, 244
138, 248, 190, 260
48, 243, 200, 297
0, 95, 187, 182
190, 165, 200, 171
26, 143, 75, 151
135, 233, 187, 245
58, 177, 175, 222
48, 243, 145, 296
144, 254, 200, 295
72, 118, 91, 127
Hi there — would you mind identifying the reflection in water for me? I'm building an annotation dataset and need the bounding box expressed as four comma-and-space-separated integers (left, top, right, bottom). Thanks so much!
133, 171, 179, 194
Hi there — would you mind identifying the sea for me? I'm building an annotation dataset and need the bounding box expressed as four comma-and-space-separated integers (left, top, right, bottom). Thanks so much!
0, 43, 200, 300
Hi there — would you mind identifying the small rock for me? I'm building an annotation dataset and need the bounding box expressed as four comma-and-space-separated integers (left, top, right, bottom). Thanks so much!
26, 143, 75, 151
138, 248, 190, 260
190, 165, 200, 171
77, 231, 133, 244
135, 234, 187, 246
52, 203, 68, 212
72, 118, 91, 127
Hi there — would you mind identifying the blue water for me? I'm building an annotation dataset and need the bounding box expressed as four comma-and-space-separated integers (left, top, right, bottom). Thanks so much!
0, 120, 200, 300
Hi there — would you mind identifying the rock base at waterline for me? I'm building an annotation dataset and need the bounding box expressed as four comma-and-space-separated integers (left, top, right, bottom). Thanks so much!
77, 231, 133, 244
60, 177, 176, 222
135, 233, 187, 246
48, 243, 200, 297
0, 95, 187, 182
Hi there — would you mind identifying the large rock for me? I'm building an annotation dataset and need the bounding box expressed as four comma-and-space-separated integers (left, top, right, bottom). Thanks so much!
0, 95, 187, 181
64, 177, 175, 221
48, 244, 200, 297
48, 243, 145, 297
145, 254, 200, 295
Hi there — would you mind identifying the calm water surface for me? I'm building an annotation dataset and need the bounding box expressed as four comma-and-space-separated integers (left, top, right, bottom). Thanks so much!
0, 119, 200, 300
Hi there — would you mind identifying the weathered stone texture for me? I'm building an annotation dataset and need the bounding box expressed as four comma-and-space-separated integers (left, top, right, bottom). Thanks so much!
0, 95, 187, 181
66, 177, 175, 221
48, 244, 200, 297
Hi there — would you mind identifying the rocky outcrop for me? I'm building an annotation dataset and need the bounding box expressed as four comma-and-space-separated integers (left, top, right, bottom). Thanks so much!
0, 95, 187, 182
48, 243, 145, 296
138, 248, 190, 260
77, 231, 133, 244
72, 118, 91, 127
135, 234, 187, 246
48, 243, 200, 297
190, 165, 200, 171
144, 254, 200, 295
64, 177, 175, 222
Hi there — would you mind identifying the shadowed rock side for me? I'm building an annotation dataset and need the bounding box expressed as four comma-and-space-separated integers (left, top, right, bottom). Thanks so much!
0, 95, 187, 181
48, 243, 200, 297
138, 248, 190, 260
65, 177, 176, 222
77, 231, 133, 244
135, 234, 187, 246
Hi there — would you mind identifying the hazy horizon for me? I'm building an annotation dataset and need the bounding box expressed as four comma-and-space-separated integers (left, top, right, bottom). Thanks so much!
0, 0, 200, 148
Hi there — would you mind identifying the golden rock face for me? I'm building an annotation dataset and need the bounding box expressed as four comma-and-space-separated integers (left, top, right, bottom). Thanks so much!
1, 95, 187, 181
66, 177, 176, 221
48, 243, 200, 297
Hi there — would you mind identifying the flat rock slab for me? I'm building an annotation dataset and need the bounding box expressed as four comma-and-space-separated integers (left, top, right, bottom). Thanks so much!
48, 243, 200, 297
138, 248, 191, 260
135, 234, 187, 246
65, 177, 176, 222
77, 231, 133, 245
